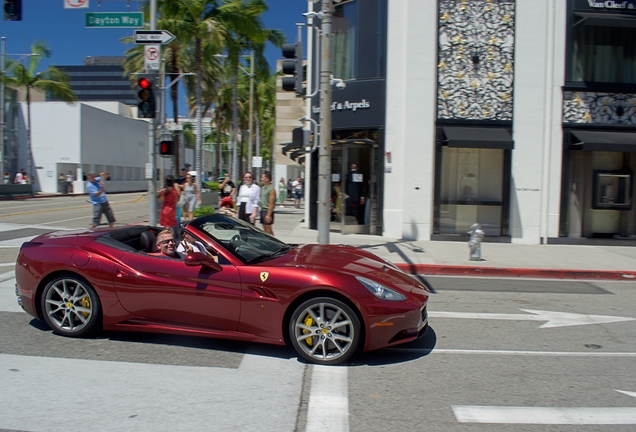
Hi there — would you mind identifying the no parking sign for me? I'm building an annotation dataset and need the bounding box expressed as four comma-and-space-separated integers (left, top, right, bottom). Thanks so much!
144, 45, 160, 71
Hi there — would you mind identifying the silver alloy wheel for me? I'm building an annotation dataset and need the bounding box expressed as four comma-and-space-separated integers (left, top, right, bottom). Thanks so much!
44, 278, 95, 334
292, 299, 357, 364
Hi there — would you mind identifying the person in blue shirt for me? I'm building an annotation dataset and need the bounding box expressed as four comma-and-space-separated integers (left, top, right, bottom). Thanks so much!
87, 172, 116, 228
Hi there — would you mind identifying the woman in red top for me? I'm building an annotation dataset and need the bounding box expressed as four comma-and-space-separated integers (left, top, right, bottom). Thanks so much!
158, 175, 180, 228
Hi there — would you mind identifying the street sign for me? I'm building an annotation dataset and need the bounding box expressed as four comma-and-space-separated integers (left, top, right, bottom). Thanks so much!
65, 0, 89, 8
134, 30, 176, 45
85, 12, 143, 28
144, 45, 161, 71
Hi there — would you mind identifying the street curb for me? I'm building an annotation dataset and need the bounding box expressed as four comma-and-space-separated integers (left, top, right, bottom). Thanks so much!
395, 263, 636, 280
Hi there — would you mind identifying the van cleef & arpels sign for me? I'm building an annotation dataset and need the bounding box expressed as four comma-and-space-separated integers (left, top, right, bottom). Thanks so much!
576, 0, 636, 11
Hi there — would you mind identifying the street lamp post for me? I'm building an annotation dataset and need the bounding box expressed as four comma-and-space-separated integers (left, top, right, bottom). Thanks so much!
317, 0, 333, 244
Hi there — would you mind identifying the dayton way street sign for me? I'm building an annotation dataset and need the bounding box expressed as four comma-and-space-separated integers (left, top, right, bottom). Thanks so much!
135, 30, 176, 45
85, 12, 143, 28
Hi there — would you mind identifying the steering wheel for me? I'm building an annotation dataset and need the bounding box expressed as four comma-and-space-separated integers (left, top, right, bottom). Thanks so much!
230, 234, 242, 253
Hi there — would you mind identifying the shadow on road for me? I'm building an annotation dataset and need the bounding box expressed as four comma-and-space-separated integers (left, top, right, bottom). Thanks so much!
348, 326, 437, 367
27, 318, 436, 367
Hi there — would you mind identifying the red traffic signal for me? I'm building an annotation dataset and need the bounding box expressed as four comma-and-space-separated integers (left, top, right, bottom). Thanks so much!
159, 140, 174, 156
136, 76, 156, 119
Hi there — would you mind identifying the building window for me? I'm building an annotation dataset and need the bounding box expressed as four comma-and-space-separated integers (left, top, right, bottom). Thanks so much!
439, 147, 505, 235
570, 22, 636, 84
332, 1, 357, 80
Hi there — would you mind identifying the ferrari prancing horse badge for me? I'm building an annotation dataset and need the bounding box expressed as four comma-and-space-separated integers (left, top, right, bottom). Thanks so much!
260, 272, 269, 282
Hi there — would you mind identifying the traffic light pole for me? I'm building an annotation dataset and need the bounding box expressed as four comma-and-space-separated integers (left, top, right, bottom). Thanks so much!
148, 0, 157, 226
317, 0, 332, 244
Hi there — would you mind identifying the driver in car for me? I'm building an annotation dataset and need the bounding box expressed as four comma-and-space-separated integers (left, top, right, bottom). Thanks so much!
156, 230, 184, 259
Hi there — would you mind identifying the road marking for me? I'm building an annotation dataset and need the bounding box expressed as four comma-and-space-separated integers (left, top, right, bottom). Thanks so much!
306, 365, 349, 432
452, 406, 636, 425
0, 197, 144, 218
429, 309, 636, 328
386, 348, 636, 357
617, 390, 636, 398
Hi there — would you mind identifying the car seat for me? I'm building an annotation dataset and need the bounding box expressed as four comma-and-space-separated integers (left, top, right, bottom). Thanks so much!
140, 230, 157, 253
170, 226, 183, 247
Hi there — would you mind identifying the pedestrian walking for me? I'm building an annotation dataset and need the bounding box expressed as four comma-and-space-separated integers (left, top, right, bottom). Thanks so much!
3, 172, 9, 184
219, 172, 236, 201
57, 173, 66, 193
158, 175, 180, 228
260, 171, 276, 235
66, 170, 74, 194
181, 172, 201, 222
237, 171, 260, 224
14, 169, 25, 184
292, 177, 303, 208
87, 172, 116, 228
277, 177, 287, 208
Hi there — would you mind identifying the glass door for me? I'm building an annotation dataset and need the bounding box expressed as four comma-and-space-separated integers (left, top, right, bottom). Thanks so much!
331, 142, 376, 234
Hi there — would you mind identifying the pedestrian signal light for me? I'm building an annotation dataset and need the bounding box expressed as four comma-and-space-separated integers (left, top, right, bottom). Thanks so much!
136, 76, 156, 119
159, 140, 174, 156
4, 0, 21, 21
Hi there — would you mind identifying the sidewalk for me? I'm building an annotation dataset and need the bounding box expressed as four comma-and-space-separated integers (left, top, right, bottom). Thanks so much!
272, 204, 636, 281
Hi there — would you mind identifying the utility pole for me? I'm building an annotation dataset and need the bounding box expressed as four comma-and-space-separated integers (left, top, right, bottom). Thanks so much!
317, 0, 333, 244
0, 37, 5, 181
148, 0, 157, 226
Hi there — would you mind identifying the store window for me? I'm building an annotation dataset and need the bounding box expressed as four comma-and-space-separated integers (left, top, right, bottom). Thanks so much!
332, 1, 357, 80
570, 21, 636, 84
438, 147, 505, 235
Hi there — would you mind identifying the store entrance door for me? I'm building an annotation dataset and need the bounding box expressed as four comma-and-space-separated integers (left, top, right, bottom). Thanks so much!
330, 141, 378, 234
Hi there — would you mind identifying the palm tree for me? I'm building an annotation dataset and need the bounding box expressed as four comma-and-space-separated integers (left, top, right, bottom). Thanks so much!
215, 0, 284, 180
159, 0, 229, 191
2, 40, 76, 189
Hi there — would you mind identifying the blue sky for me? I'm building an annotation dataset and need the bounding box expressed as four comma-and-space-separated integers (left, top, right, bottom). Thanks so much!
0, 0, 306, 114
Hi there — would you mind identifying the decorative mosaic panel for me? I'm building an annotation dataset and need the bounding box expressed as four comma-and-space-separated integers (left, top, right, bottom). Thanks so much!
563, 91, 636, 125
437, 0, 515, 120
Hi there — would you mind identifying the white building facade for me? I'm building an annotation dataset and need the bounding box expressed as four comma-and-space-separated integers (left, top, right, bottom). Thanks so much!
292, 0, 636, 245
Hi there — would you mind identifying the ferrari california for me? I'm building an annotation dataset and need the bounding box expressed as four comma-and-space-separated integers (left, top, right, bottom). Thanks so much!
15, 214, 429, 365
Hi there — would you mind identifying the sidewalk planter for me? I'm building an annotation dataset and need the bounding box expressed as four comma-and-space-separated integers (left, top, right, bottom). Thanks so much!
0, 184, 34, 197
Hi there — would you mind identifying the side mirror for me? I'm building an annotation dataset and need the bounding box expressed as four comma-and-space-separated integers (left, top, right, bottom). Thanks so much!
185, 252, 223, 272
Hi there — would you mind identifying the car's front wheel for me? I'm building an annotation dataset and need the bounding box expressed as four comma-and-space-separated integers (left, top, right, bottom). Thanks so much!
41, 274, 101, 337
289, 297, 361, 365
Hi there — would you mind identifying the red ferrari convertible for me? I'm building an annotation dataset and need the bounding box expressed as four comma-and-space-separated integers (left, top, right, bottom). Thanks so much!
15, 214, 429, 365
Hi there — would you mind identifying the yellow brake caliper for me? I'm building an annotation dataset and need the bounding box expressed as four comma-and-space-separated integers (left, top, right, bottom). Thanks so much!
303, 315, 313, 346
80, 297, 91, 318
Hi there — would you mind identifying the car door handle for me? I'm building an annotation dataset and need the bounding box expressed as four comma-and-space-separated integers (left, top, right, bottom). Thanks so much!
116, 269, 130, 278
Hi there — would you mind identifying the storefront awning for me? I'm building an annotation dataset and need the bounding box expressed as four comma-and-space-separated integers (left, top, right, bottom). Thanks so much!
442, 127, 514, 149
570, 130, 636, 152
574, 12, 636, 28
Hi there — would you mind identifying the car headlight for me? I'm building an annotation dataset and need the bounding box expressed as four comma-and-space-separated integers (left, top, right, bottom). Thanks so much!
355, 276, 406, 301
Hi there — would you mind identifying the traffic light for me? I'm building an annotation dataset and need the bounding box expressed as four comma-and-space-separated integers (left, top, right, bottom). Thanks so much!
281, 43, 304, 97
159, 139, 174, 156
4, 0, 21, 21
136, 76, 156, 119
282, 127, 309, 156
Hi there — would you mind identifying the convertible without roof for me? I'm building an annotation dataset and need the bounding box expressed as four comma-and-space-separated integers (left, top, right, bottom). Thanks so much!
15, 214, 429, 365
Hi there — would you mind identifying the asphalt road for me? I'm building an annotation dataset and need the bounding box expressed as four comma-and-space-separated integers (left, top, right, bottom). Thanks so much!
1, 195, 636, 431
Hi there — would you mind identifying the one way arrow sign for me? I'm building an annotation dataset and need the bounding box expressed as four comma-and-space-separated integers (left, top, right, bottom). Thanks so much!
135, 30, 176, 45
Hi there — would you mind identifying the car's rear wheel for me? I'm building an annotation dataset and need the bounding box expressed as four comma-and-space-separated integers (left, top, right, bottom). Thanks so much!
289, 297, 361, 365
41, 274, 101, 338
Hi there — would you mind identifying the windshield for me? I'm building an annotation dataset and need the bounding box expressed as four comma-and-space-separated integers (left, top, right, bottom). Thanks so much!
189, 214, 293, 263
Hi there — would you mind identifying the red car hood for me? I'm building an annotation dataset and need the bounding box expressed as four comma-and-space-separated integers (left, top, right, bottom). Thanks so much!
282, 244, 422, 290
